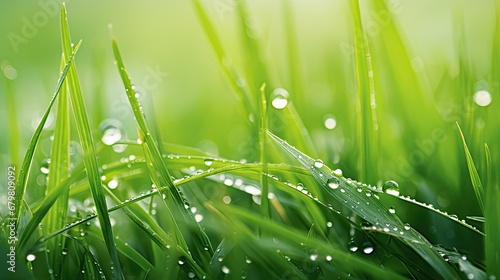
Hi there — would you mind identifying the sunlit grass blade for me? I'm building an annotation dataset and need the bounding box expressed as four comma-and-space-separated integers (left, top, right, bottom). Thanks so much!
350, 0, 379, 183
14, 40, 81, 228
60, 5, 123, 279
259, 84, 270, 224
111, 34, 213, 266
456, 122, 484, 213
42, 53, 71, 278
268, 131, 461, 279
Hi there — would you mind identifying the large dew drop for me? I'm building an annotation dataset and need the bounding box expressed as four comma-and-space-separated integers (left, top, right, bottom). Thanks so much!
271, 88, 289, 109
362, 242, 374, 254
473, 90, 492, 107
382, 180, 400, 196
327, 177, 340, 189
313, 159, 324, 168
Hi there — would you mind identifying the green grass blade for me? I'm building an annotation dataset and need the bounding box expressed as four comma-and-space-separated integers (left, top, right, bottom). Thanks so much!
42, 53, 71, 279
60, 5, 123, 279
14, 41, 81, 227
350, 0, 379, 183
456, 122, 485, 213
259, 84, 270, 223
268, 131, 461, 279
484, 144, 500, 278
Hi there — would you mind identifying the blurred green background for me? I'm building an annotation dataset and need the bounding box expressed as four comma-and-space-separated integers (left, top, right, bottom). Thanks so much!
1, 0, 498, 262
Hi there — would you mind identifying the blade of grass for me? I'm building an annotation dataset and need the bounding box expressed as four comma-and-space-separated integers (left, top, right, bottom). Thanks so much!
483, 144, 500, 278
111, 34, 213, 266
456, 122, 484, 213
60, 5, 123, 279
42, 53, 71, 279
259, 84, 270, 224
268, 131, 461, 279
350, 0, 379, 183
14, 41, 81, 228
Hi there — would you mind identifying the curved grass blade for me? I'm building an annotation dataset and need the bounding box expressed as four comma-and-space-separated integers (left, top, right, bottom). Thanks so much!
14, 41, 81, 227
456, 122, 484, 213
259, 84, 270, 224
483, 144, 500, 278
60, 5, 123, 279
268, 131, 460, 279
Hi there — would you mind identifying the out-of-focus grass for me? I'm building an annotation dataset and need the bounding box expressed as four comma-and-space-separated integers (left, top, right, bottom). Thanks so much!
0, 0, 498, 279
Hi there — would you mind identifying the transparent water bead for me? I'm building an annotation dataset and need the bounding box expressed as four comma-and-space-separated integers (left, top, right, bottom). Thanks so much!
271, 88, 289, 109
332, 168, 343, 177
102, 126, 122, 145
313, 159, 324, 168
348, 240, 358, 252
327, 177, 340, 189
26, 254, 36, 261
204, 158, 213, 166
382, 180, 400, 196
40, 158, 51, 174
388, 207, 396, 214
221, 266, 230, 274
362, 242, 374, 254
473, 90, 492, 107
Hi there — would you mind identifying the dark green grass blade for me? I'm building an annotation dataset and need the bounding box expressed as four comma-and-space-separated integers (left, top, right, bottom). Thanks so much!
60, 5, 123, 279
483, 144, 499, 278
268, 131, 461, 279
14, 41, 81, 227
42, 53, 71, 279
456, 122, 485, 213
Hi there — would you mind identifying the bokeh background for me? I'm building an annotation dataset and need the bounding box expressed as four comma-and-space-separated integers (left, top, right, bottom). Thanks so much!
1, 0, 498, 265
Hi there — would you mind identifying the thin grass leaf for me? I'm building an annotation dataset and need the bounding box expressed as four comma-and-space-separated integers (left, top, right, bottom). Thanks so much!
484, 143, 500, 278
14, 41, 81, 227
60, 5, 123, 279
350, 0, 379, 183
42, 53, 71, 279
456, 122, 485, 213
268, 131, 461, 279
259, 84, 270, 223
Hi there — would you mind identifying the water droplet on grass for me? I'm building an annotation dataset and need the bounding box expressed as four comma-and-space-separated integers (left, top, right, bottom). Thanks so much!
221, 266, 230, 274
382, 180, 400, 196
362, 242, 374, 254
327, 177, 339, 189
102, 127, 122, 145
271, 88, 289, 109
348, 240, 358, 252
324, 116, 337, 129
204, 158, 213, 166
313, 159, 324, 168
388, 207, 396, 214
40, 158, 50, 174
26, 254, 36, 261
108, 179, 119, 189
332, 168, 343, 176
195, 214, 204, 222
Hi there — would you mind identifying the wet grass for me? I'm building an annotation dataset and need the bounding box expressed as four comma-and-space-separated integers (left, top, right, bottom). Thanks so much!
1, 1, 499, 279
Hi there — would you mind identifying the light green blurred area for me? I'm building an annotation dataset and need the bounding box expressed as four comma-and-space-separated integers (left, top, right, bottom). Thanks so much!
0, 0, 498, 249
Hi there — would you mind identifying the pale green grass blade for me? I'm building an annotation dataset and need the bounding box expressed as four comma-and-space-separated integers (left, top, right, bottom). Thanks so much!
350, 0, 379, 183
14, 41, 81, 227
111, 35, 213, 266
268, 131, 461, 279
60, 5, 123, 279
484, 144, 500, 278
42, 53, 71, 279
259, 84, 270, 222
456, 122, 485, 213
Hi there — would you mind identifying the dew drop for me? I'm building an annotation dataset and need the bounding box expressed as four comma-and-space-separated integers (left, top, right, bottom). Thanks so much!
204, 158, 213, 166
326, 255, 332, 261
362, 242, 374, 254
178, 260, 184, 265
221, 266, 230, 274
324, 116, 337, 130
382, 180, 400, 196
332, 168, 343, 177
195, 214, 204, 222
101, 127, 122, 146
327, 177, 339, 189
40, 158, 50, 174
271, 88, 289, 109
388, 207, 396, 214
108, 179, 119, 190
348, 240, 358, 252
313, 159, 324, 168
26, 254, 36, 262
